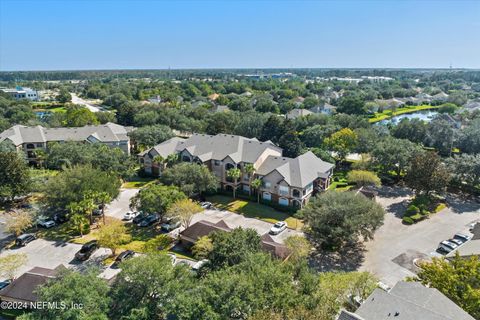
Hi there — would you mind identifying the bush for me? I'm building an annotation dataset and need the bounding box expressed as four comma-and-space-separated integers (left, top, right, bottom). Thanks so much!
143, 235, 173, 253
405, 205, 420, 217
410, 213, 425, 222
434, 203, 447, 213
402, 216, 414, 225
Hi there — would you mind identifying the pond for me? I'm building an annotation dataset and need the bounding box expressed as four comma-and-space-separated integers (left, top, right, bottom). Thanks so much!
35, 111, 51, 119
377, 110, 439, 126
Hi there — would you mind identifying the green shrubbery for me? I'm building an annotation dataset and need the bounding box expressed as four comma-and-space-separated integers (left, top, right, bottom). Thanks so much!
402, 216, 414, 225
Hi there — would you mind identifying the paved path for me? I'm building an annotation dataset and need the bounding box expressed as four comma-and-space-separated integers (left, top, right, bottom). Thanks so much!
104, 188, 140, 220
71, 93, 104, 113
359, 188, 480, 287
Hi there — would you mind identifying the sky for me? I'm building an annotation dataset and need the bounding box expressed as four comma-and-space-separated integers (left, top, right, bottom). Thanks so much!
1, 0, 479, 71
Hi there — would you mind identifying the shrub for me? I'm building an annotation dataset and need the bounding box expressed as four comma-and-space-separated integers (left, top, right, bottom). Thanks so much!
143, 235, 173, 253
434, 203, 447, 213
402, 216, 414, 225
410, 213, 425, 222
405, 205, 420, 217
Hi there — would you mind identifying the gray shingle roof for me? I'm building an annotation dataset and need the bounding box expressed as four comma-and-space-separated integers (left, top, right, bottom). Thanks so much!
286, 108, 313, 119
256, 151, 334, 188
149, 133, 282, 164
355, 281, 474, 320
0, 123, 131, 145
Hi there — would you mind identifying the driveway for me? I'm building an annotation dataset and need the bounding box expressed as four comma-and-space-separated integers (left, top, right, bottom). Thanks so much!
359, 187, 480, 287
105, 188, 140, 220
0, 238, 111, 281
189, 209, 302, 243
70, 93, 104, 113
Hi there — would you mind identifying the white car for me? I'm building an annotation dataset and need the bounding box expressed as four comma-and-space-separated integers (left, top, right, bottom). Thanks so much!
123, 211, 139, 221
192, 259, 209, 271
269, 221, 287, 235
37, 216, 55, 229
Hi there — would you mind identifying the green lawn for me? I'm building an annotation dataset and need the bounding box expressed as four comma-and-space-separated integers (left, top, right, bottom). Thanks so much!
122, 176, 156, 189
369, 105, 441, 123
205, 195, 303, 230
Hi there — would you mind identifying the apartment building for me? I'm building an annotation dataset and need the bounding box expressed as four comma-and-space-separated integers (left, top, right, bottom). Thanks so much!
0, 122, 133, 164
140, 133, 334, 208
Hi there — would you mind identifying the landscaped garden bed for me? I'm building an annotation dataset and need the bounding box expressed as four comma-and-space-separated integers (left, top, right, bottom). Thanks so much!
402, 195, 447, 225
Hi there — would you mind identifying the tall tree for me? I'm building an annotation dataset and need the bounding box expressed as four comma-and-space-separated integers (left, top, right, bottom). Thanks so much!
128, 125, 174, 150
324, 128, 358, 162
166, 199, 201, 229
301, 191, 385, 248
20, 269, 110, 320
405, 152, 451, 195
161, 162, 218, 197
0, 253, 27, 280
251, 178, 262, 203
5, 210, 33, 237
130, 184, 186, 219
372, 137, 420, 180
227, 168, 241, 199
97, 220, 131, 256
0, 151, 30, 202
415, 254, 480, 319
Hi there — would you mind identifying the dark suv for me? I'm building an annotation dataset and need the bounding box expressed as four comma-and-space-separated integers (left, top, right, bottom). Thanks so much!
137, 214, 159, 227
133, 212, 149, 224
15, 234, 36, 247
75, 240, 98, 261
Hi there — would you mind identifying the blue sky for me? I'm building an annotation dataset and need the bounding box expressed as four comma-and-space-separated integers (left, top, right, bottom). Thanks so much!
1, 0, 479, 70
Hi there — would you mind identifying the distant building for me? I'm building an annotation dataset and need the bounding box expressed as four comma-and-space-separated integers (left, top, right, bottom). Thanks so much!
147, 95, 162, 103
337, 281, 475, 320
1, 87, 40, 101
286, 108, 313, 119
0, 122, 133, 164
309, 103, 337, 115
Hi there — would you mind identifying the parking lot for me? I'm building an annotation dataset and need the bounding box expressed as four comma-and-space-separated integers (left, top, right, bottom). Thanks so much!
359, 187, 480, 287
0, 238, 114, 281
104, 188, 140, 220
190, 208, 302, 243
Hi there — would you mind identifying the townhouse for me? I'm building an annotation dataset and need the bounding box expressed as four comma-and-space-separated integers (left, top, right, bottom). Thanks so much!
0, 122, 133, 164
140, 133, 334, 208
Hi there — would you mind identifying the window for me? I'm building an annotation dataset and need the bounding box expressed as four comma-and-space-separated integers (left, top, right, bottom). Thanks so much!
279, 186, 289, 196
305, 183, 313, 194
26, 143, 35, 149
225, 163, 235, 170
263, 192, 271, 201
36, 143, 43, 148
279, 198, 289, 206
214, 160, 220, 166
243, 185, 250, 192
264, 181, 271, 188
292, 189, 301, 198
182, 155, 191, 162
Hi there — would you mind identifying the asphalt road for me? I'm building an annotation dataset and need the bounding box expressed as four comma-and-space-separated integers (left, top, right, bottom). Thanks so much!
359, 188, 480, 287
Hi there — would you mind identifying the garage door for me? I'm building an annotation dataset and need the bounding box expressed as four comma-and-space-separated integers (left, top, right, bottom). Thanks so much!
263, 192, 271, 201
278, 198, 289, 206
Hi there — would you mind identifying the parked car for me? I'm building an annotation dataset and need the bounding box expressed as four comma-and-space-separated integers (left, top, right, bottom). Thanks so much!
192, 259, 209, 272
133, 212, 149, 224
453, 233, 471, 243
269, 221, 287, 235
53, 212, 68, 224
0, 279, 12, 290
15, 234, 36, 247
449, 238, 463, 246
167, 253, 177, 265
75, 240, 99, 261
37, 216, 56, 229
161, 219, 181, 232
112, 250, 135, 268
137, 214, 160, 227
123, 211, 139, 221
92, 209, 103, 216
438, 240, 458, 253
200, 202, 213, 209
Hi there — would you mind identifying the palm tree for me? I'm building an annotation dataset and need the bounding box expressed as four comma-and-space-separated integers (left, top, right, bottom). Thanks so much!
251, 178, 262, 203
94, 191, 112, 225
166, 153, 179, 167
244, 163, 255, 196
152, 155, 166, 175
70, 214, 88, 237
227, 168, 241, 199
82, 192, 97, 225
34, 149, 47, 169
